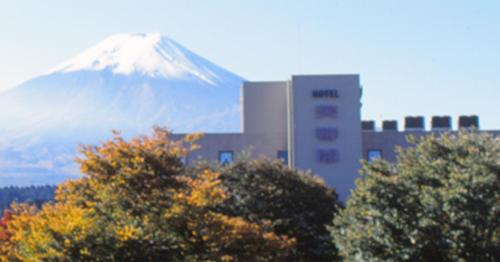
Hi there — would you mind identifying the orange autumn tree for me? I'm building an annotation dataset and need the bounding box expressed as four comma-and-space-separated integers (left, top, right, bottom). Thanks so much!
0, 127, 294, 261
166, 170, 294, 261
0, 202, 97, 261
0, 209, 16, 261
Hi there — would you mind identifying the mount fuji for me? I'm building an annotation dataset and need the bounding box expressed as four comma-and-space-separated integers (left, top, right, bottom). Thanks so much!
0, 33, 244, 186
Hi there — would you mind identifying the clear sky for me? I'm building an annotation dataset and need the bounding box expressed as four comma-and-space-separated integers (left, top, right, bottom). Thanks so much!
0, 0, 499, 129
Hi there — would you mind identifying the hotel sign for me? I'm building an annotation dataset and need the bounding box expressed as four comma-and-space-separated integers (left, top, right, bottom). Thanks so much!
312, 89, 339, 98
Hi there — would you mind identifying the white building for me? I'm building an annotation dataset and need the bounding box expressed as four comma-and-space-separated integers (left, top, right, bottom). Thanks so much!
175, 74, 497, 201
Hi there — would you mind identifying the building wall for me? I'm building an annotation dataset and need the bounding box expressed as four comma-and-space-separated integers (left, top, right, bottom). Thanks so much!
173, 132, 287, 164
176, 129, 500, 180
175, 81, 290, 164
242, 81, 288, 135
289, 75, 362, 201
363, 130, 500, 162
362, 130, 421, 162
172, 74, 500, 202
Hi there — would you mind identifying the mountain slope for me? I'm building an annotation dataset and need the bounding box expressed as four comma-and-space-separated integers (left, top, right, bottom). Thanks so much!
0, 33, 244, 186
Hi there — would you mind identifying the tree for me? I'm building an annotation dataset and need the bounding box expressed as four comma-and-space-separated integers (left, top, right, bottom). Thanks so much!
213, 158, 340, 261
0, 185, 56, 215
0, 128, 295, 261
0, 209, 16, 261
0, 202, 98, 261
165, 169, 294, 261
331, 131, 500, 261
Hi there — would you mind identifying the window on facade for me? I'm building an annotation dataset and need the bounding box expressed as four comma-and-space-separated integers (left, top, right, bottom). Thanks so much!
317, 149, 339, 163
277, 150, 288, 165
218, 151, 234, 166
315, 105, 338, 119
367, 149, 383, 162
315, 127, 338, 141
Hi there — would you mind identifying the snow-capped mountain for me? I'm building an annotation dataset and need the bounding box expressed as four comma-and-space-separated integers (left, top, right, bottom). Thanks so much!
0, 33, 244, 186
48, 33, 231, 85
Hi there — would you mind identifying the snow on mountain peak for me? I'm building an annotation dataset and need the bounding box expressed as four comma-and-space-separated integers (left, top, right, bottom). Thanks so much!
48, 33, 224, 85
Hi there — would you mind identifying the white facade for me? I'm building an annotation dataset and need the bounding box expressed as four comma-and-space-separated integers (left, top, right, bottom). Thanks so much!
288, 75, 362, 201
176, 74, 363, 201
176, 74, 500, 201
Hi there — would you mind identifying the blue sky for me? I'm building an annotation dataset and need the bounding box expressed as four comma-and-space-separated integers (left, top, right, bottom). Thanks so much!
0, 0, 499, 129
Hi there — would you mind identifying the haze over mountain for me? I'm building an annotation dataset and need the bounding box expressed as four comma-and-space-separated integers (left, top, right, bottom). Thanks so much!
0, 33, 244, 186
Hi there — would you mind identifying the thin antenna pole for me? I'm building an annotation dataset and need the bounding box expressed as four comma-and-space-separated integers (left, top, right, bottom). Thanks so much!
297, 25, 302, 73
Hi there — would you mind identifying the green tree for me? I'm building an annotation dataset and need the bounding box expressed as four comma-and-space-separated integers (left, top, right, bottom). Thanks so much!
0, 185, 56, 215
331, 131, 500, 261
213, 158, 340, 261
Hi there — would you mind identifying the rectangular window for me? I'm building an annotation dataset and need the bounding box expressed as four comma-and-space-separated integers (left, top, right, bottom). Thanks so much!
315, 127, 338, 141
317, 149, 339, 164
315, 105, 337, 119
219, 151, 234, 166
277, 150, 288, 165
367, 149, 383, 162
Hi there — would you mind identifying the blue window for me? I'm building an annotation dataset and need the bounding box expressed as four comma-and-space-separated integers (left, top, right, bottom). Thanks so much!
367, 149, 382, 162
315, 127, 338, 141
317, 149, 339, 163
315, 105, 337, 119
277, 150, 288, 165
219, 151, 234, 166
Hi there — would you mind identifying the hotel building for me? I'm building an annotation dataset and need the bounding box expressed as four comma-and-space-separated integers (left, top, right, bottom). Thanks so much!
175, 75, 499, 201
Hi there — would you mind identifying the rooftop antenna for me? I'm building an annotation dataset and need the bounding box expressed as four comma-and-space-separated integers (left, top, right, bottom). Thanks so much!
297, 25, 303, 73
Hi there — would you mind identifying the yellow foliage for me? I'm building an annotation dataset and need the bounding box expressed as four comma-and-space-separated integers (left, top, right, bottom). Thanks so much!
0, 128, 295, 261
116, 224, 141, 241
1, 203, 96, 261
185, 170, 226, 207
164, 168, 295, 259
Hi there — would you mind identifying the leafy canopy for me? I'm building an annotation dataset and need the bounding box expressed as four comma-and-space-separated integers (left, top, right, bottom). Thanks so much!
0, 128, 295, 261
215, 159, 340, 261
331, 131, 500, 262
